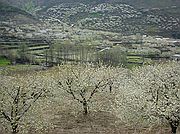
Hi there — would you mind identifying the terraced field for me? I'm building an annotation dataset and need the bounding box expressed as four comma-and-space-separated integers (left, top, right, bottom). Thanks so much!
0, 56, 10, 66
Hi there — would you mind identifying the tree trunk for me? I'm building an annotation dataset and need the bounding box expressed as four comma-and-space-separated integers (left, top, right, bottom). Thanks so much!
11, 122, 18, 134
169, 120, 179, 134
45, 50, 48, 67
83, 102, 88, 115
109, 85, 112, 93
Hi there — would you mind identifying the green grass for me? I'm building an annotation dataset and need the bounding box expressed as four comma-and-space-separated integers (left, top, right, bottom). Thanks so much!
126, 63, 142, 69
127, 56, 143, 63
126, 56, 153, 69
0, 64, 43, 75
89, 12, 102, 18
3, 65, 39, 70
0, 57, 10, 66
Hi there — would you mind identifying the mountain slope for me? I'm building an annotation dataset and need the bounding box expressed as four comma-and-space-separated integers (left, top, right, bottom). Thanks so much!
1, 0, 180, 38
39, 2, 180, 38
2, 0, 180, 9
0, 2, 37, 24
116, 0, 180, 9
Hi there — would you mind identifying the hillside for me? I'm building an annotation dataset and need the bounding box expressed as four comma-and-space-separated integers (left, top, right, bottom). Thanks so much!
2, 0, 180, 9
0, 2, 37, 23
0, 0, 180, 38
1, 0, 180, 38
39, 2, 180, 38
117, 0, 180, 9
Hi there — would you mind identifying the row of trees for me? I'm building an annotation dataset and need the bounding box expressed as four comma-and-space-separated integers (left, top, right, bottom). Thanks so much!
0, 62, 179, 133
45, 41, 95, 66
44, 41, 127, 67
1, 41, 127, 67
116, 62, 180, 134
